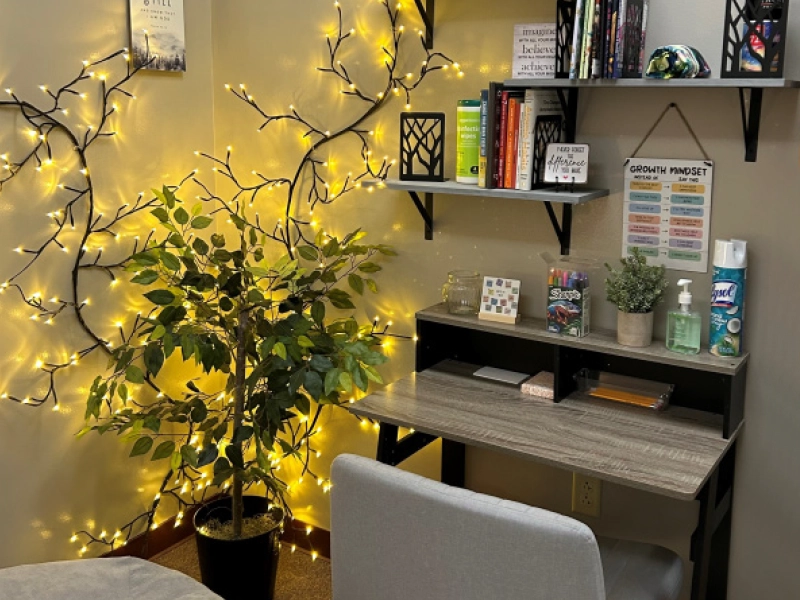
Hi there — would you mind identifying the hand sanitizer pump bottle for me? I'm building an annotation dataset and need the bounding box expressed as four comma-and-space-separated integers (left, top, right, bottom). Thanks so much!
666, 279, 701, 355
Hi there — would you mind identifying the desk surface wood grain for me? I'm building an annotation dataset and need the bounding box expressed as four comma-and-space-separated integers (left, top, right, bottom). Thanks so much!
349, 361, 740, 500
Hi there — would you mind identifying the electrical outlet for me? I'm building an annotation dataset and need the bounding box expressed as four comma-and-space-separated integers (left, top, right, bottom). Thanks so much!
572, 473, 602, 517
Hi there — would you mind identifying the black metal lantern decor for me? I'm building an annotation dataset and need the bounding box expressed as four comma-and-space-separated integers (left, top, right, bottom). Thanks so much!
399, 112, 445, 182
722, 0, 789, 78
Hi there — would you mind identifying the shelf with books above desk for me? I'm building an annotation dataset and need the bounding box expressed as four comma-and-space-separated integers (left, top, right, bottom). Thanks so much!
503, 77, 800, 162
384, 179, 609, 253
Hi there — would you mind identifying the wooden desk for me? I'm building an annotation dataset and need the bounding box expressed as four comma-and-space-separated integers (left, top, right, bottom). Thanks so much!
349, 304, 746, 600
350, 360, 739, 501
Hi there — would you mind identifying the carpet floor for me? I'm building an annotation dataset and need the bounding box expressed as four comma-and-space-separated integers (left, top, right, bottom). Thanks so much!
151, 537, 332, 600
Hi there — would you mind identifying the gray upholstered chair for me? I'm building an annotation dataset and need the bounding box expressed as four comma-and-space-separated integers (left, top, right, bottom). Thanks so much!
0, 556, 221, 599
331, 453, 683, 600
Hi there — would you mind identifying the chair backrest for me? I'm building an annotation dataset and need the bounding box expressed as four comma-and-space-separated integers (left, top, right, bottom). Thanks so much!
331, 454, 606, 600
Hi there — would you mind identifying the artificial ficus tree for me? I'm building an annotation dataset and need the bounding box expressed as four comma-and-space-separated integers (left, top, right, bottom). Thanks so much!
0, 0, 458, 552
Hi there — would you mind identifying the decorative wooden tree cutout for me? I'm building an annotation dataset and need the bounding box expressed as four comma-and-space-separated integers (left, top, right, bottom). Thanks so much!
399, 112, 445, 182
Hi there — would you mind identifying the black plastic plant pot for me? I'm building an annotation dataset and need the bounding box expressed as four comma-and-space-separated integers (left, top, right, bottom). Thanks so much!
194, 495, 283, 600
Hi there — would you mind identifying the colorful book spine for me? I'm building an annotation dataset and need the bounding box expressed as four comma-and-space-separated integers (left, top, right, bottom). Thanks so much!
518, 90, 562, 190
607, 0, 619, 78
638, 1, 649, 77
602, 0, 614, 78
620, 0, 648, 77
590, 0, 603, 78
614, 0, 627, 78
478, 89, 489, 188
504, 97, 521, 189
496, 91, 510, 189
580, 0, 596, 79
569, 0, 586, 79
515, 95, 531, 189
488, 85, 503, 189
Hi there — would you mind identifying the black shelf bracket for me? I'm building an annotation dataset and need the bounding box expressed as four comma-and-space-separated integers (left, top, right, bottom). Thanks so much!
738, 87, 763, 162
555, 88, 580, 144
413, 0, 435, 49
544, 201, 573, 255
407, 190, 434, 240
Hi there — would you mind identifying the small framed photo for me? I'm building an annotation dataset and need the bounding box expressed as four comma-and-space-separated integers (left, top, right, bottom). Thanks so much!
479, 276, 521, 324
544, 143, 589, 184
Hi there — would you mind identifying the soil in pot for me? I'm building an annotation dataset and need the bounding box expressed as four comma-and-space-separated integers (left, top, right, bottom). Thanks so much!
194, 496, 283, 600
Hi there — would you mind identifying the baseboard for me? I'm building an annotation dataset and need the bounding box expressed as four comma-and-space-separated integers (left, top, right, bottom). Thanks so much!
103, 501, 332, 561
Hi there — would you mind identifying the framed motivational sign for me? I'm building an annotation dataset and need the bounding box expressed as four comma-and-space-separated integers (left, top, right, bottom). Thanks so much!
544, 143, 589, 184
129, 0, 186, 72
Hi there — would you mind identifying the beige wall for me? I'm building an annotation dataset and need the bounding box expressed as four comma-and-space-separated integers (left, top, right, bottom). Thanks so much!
0, 0, 215, 567
1, 1, 799, 598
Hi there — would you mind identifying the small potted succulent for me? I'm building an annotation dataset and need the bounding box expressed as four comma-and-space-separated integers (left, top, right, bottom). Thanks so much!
605, 248, 668, 347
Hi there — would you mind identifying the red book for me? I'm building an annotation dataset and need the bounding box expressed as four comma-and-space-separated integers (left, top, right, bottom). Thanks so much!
496, 91, 510, 189
504, 98, 521, 189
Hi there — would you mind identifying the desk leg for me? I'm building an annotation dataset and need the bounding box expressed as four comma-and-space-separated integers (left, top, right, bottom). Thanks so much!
691, 441, 737, 600
441, 440, 466, 488
376, 424, 399, 465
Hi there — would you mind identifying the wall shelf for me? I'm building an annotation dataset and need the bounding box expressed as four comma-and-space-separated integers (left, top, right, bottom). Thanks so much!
504, 77, 800, 163
385, 179, 609, 253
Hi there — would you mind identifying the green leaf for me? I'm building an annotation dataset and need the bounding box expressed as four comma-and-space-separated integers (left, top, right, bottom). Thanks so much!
324, 368, 340, 396
191, 401, 208, 423
168, 233, 186, 248
298, 246, 318, 261
364, 365, 384, 384
151, 324, 167, 341
192, 203, 203, 216
162, 185, 177, 209
151, 441, 175, 461
376, 244, 397, 256
232, 425, 254, 445
144, 344, 165, 376
198, 444, 218, 467
174, 207, 189, 225
181, 444, 199, 468
118, 383, 129, 402
211, 233, 226, 248
273, 342, 287, 360
144, 290, 176, 306
303, 371, 323, 401
327, 289, 355, 310
310, 301, 325, 324
339, 371, 353, 392
125, 365, 145, 384
365, 278, 378, 294
358, 262, 382, 273
131, 251, 159, 266
170, 451, 182, 471
191, 216, 213, 229
225, 444, 244, 469
131, 270, 159, 285
129, 436, 153, 457
219, 296, 234, 312
160, 251, 181, 271
297, 335, 315, 349
192, 238, 209, 256
150, 207, 170, 223
143, 415, 161, 433
310, 354, 333, 372
348, 274, 364, 295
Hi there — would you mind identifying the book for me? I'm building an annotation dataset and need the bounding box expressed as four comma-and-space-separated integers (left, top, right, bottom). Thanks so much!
486, 83, 502, 189
614, 0, 628, 78
517, 90, 563, 191
580, 0, 596, 79
590, 0, 603, 78
504, 97, 522, 189
515, 96, 530, 189
620, 0, 648, 77
512, 23, 557, 79
497, 91, 510, 189
478, 89, 489, 188
603, 0, 615, 78
607, 0, 620, 78
569, 0, 586, 79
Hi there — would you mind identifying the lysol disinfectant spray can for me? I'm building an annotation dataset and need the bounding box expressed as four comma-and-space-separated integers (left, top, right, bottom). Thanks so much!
710, 239, 747, 357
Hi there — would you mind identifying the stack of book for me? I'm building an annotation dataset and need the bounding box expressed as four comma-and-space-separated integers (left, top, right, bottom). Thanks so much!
569, 0, 649, 79
478, 85, 563, 190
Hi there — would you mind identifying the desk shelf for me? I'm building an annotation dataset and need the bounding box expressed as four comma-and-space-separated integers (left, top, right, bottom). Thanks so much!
385, 179, 608, 252
416, 303, 747, 439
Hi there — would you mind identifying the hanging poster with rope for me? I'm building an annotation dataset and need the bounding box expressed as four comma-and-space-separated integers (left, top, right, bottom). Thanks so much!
623, 158, 713, 273
622, 103, 713, 273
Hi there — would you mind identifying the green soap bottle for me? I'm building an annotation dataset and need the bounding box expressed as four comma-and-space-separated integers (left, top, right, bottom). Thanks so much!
666, 279, 701, 355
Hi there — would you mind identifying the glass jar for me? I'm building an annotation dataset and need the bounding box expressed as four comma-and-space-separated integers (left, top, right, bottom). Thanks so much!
442, 270, 482, 315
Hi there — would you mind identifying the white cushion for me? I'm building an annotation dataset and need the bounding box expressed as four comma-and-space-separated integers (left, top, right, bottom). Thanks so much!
0, 556, 221, 599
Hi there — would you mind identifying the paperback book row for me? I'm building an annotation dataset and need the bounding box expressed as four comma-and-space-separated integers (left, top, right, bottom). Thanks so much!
569, 0, 650, 79
477, 84, 564, 190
